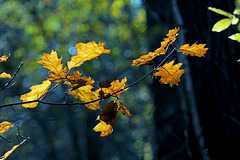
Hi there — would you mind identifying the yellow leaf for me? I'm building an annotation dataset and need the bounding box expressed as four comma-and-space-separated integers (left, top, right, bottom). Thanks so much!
118, 101, 131, 116
47, 68, 68, 82
132, 51, 156, 66
67, 71, 95, 88
20, 80, 52, 108
68, 84, 100, 110
0, 121, 14, 134
96, 77, 128, 98
0, 55, 9, 62
132, 28, 179, 66
67, 41, 111, 70
155, 60, 185, 86
93, 116, 113, 137
1, 144, 19, 160
38, 50, 63, 74
178, 43, 208, 57
0, 72, 11, 79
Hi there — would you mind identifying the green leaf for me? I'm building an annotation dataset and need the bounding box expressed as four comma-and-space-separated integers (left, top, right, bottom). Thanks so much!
233, 8, 240, 15
228, 33, 240, 42
212, 18, 232, 32
208, 7, 235, 18
232, 17, 239, 25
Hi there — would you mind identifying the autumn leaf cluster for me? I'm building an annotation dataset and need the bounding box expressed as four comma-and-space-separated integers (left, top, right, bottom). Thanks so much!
1, 27, 208, 159
132, 28, 208, 86
18, 41, 131, 137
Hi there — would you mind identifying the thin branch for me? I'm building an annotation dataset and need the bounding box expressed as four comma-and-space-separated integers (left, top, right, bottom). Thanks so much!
0, 48, 176, 109
0, 125, 29, 143
125, 48, 176, 89
0, 62, 23, 92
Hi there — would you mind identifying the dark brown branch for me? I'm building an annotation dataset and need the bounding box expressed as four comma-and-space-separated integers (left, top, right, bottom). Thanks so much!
0, 62, 23, 92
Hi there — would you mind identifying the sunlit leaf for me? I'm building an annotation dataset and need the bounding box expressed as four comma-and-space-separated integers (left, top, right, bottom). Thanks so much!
118, 101, 131, 116
38, 50, 63, 74
233, 8, 240, 15
208, 7, 235, 18
212, 18, 232, 32
178, 43, 208, 57
0, 144, 19, 160
68, 83, 100, 110
47, 68, 67, 82
155, 60, 185, 86
67, 71, 95, 90
20, 80, 52, 108
67, 41, 111, 70
0, 121, 14, 134
229, 33, 240, 42
93, 116, 113, 137
0, 72, 11, 79
0, 55, 9, 62
231, 17, 239, 25
132, 28, 179, 66
96, 77, 128, 98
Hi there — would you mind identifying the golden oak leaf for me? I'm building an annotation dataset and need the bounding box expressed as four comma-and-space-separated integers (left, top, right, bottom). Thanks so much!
155, 27, 180, 54
118, 101, 131, 116
100, 101, 118, 126
93, 116, 113, 137
178, 43, 208, 57
68, 84, 100, 110
67, 71, 95, 90
47, 68, 68, 82
0, 72, 11, 79
0, 55, 9, 62
67, 41, 111, 70
132, 51, 156, 66
0, 121, 14, 134
132, 28, 179, 66
93, 101, 130, 136
1, 144, 19, 160
20, 80, 52, 108
155, 60, 185, 86
38, 50, 63, 74
96, 77, 128, 98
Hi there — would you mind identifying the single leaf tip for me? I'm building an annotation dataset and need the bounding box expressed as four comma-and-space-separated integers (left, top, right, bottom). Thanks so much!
178, 43, 208, 57
228, 33, 240, 42
0, 121, 14, 134
67, 41, 111, 70
20, 80, 52, 108
0, 72, 11, 79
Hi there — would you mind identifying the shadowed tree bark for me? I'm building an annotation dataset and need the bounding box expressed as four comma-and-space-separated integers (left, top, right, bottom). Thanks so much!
145, 0, 240, 159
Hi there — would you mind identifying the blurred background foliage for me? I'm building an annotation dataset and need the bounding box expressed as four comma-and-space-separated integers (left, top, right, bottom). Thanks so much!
0, 0, 158, 159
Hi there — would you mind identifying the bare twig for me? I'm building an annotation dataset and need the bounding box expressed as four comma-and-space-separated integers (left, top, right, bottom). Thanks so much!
0, 62, 23, 92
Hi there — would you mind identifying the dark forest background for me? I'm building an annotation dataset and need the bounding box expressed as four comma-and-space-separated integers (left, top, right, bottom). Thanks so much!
0, 0, 240, 159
